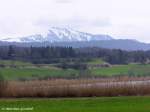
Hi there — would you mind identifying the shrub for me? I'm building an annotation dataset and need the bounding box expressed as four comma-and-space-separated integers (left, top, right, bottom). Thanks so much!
0, 73, 7, 97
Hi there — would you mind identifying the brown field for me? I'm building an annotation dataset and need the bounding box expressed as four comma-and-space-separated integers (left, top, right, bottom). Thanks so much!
1, 76, 150, 98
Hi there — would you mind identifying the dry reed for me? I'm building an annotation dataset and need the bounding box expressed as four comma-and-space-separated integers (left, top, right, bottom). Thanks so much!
2, 76, 150, 98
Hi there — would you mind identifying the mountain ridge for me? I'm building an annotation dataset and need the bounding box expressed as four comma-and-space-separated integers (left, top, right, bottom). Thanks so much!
0, 27, 150, 51
0, 27, 113, 43
0, 39, 150, 51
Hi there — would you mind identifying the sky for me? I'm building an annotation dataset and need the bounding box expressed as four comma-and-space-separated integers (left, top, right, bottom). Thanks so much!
0, 0, 150, 42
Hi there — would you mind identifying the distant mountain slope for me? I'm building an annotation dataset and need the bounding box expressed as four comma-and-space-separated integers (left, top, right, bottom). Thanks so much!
1, 39, 150, 51
45, 39, 150, 51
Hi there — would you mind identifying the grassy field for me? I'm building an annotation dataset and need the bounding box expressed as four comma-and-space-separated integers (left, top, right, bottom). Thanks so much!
2, 64, 149, 80
87, 58, 105, 65
91, 64, 150, 76
1, 60, 150, 80
0, 96, 150, 112
0, 60, 80, 80
0, 68, 78, 80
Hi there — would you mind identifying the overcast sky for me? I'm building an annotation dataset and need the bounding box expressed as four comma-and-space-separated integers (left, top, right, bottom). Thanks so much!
0, 0, 150, 42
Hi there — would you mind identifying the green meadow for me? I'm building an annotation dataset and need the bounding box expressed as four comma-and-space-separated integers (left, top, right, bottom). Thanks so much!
91, 64, 150, 76
0, 68, 78, 80
1, 60, 150, 80
0, 96, 150, 112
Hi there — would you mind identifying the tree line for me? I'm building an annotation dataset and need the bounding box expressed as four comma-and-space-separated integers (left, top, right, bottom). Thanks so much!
0, 45, 149, 64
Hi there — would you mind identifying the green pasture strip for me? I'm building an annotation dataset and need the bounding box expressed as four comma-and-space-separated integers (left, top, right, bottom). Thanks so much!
0, 68, 78, 80
0, 96, 150, 112
91, 64, 150, 76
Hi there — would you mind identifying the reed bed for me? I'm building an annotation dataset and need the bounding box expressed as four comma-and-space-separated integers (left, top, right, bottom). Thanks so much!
1, 76, 150, 97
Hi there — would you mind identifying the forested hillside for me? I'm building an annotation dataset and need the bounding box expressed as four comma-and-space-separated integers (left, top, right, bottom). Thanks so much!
0, 45, 149, 64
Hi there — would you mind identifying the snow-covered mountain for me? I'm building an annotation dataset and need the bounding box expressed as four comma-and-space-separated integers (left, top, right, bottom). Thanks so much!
1, 27, 150, 51
46, 27, 113, 42
1, 27, 113, 42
